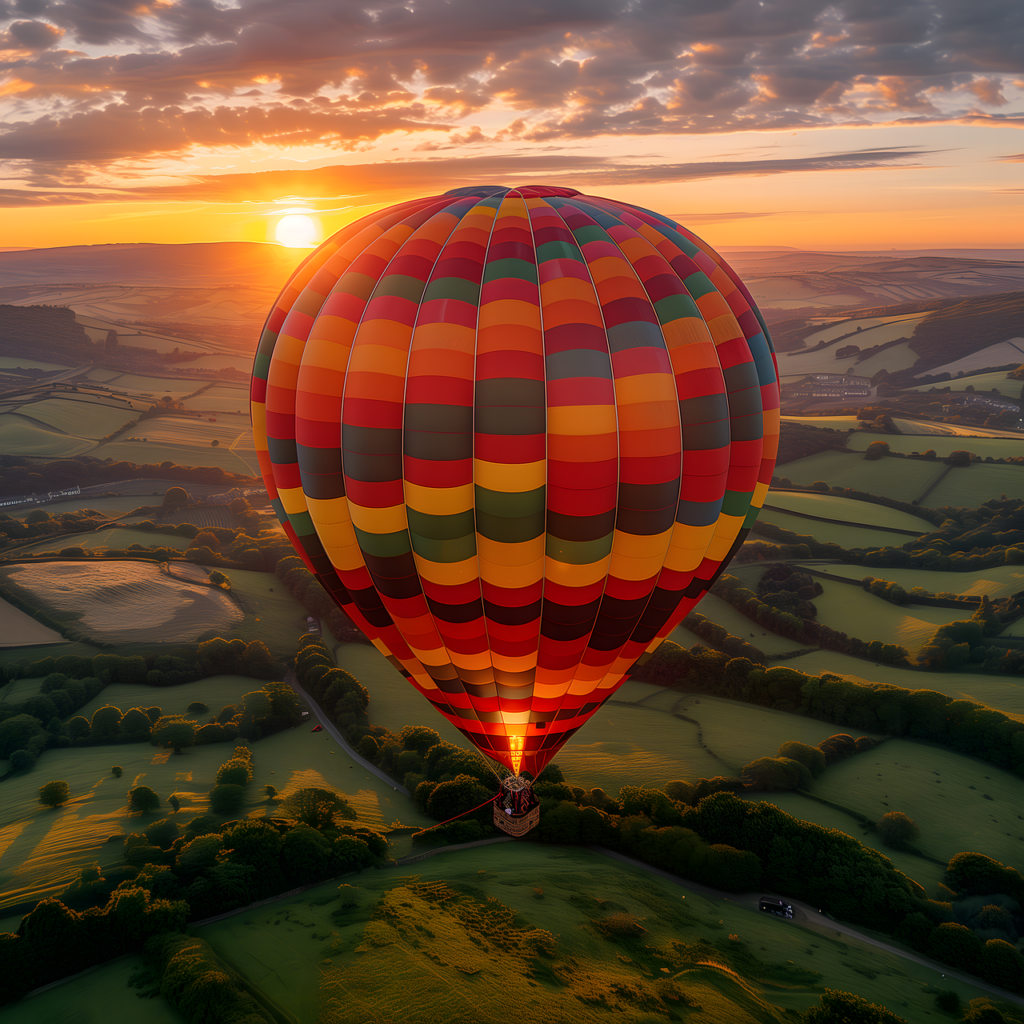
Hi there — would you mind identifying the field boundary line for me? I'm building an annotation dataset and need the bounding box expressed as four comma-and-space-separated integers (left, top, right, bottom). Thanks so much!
761, 503, 925, 536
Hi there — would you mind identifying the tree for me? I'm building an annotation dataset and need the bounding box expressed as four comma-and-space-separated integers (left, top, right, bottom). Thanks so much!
128, 786, 160, 814
144, 818, 180, 849
261, 681, 302, 724
0, 714, 44, 758
167, 794, 180, 814
209, 784, 245, 814
119, 708, 152, 739
400, 725, 442, 755
89, 705, 123, 742
876, 811, 920, 848
176, 833, 224, 878
162, 486, 191, 507
279, 787, 356, 830
777, 740, 827, 778
39, 780, 70, 808
151, 716, 197, 754
264, 785, 277, 800
804, 989, 907, 1023
111, 765, 123, 778
216, 758, 252, 786
425, 775, 491, 821
281, 824, 332, 884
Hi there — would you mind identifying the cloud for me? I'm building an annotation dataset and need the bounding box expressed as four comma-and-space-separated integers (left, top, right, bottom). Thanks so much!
0, 146, 940, 206
0, 0, 1020, 177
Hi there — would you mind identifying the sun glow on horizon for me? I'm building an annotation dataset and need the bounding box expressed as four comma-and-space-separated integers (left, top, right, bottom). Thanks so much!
275, 213, 318, 248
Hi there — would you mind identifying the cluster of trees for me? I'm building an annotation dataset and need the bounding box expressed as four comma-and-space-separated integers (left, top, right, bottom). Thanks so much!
679, 611, 766, 664
630, 641, 1024, 777
918, 601, 1024, 673
711, 570, 910, 666
275, 557, 368, 644
0, 454, 259, 501
0, 507, 109, 547
861, 575, 912, 605
774, 420, 850, 465
738, 734, 877, 793
208, 743, 255, 814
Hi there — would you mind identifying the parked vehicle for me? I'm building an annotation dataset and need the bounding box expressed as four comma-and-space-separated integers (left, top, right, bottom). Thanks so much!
758, 897, 793, 919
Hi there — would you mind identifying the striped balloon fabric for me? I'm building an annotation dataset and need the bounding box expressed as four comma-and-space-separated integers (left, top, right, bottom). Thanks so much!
251, 185, 779, 777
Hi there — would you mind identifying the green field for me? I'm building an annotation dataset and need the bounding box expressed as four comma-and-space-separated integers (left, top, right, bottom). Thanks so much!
800, 313, 926, 348
0, 676, 47, 703
13, 527, 193, 555
218, 568, 315, 657
0, 356, 73, 372
74, 673, 265, 723
757, 508, 916, 549
0, 419, 94, 457
0, 710, 426, 913
97, 433, 257, 475
927, 463, 1024, 506
13, 396, 135, 438
812, 585, 968, 657
765, 491, 932, 532
180, 384, 250, 411
777, 451, 947, 502
781, 415, 861, 430
101, 372, 198, 396
688, 592, 807, 656
196, 843, 993, 1024
848, 431, 1024, 460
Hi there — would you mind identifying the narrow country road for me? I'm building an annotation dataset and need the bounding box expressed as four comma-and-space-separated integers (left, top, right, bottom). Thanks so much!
285, 670, 411, 797
591, 847, 1024, 1012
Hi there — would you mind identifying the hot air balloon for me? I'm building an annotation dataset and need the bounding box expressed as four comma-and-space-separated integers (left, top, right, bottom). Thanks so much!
251, 185, 779, 835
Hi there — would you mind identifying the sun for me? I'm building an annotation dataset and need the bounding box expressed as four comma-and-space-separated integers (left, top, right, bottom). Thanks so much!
275, 213, 317, 248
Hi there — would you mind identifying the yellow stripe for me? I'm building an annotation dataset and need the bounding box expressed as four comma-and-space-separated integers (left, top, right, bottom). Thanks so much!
474, 459, 545, 492
547, 405, 616, 436
612, 373, 677, 405
609, 551, 671, 581
476, 535, 545, 567
348, 502, 408, 534
479, 557, 544, 589
405, 481, 475, 515
751, 480, 770, 510
346, 343, 409, 374
545, 554, 610, 588
278, 486, 307, 516
706, 514, 744, 561
413, 553, 480, 587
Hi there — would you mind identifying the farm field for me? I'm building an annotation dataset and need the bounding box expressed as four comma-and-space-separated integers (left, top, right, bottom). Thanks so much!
854, 341, 921, 378
764, 490, 932, 532
0, 561, 241, 645
905, 369, 1023, 399
797, 561, 1024, 599
101, 372, 203, 396
0, 418, 94, 457
0, 599, 68, 647
848, 432, 1024, 460
4, 495, 141, 519
219, 568, 316, 658
927, 464, 1024, 506
777, 338, 918, 378
757, 507, 915, 549
777, 451, 946, 502
11, 396, 134, 438
197, 843, 993, 1024
798, 313, 927, 348
12, 527, 193, 555
918, 339, 1024, 379
0, 676, 48, 702
890, 419, 1024, 439
179, 383, 249, 410
780, 415, 861, 429
688, 592, 807, 656
98, 426, 258, 475
0, 356, 72, 372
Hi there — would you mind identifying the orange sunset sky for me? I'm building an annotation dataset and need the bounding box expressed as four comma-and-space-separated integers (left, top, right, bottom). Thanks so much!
1, 0, 1022, 252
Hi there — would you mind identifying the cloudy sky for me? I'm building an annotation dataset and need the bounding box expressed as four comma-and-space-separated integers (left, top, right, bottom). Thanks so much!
1, 0, 1022, 249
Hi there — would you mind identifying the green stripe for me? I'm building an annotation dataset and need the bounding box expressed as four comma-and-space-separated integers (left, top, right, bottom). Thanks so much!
371, 274, 427, 303
353, 527, 411, 558
294, 289, 326, 318
654, 294, 701, 325
682, 272, 717, 300
288, 510, 316, 537
475, 485, 544, 517
422, 277, 481, 304
570, 224, 606, 245
482, 258, 538, 284
406, 508, 475, 541
476, 512, 545, 544
546, 533, 613, 564
721, 490, 754, 517
335, 272, 377, 302
536, 240, 580, 262
410, 532, 476, 563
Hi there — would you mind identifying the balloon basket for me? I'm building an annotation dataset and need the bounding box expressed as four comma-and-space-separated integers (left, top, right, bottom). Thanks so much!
493, 801, 540, 836
493, 775, 539, 837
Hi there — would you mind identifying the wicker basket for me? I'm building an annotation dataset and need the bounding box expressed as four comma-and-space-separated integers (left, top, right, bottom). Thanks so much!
493, 801, 540, 836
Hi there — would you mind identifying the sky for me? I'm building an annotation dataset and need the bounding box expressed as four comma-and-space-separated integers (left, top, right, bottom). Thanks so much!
1, 0, 1022, 251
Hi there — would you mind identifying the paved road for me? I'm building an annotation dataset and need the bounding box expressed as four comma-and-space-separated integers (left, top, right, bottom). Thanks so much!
285, 670, 411, 797
591, 847, 1024, 1011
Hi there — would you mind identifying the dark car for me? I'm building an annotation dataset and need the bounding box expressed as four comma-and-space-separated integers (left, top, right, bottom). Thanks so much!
759, 897, 793, 919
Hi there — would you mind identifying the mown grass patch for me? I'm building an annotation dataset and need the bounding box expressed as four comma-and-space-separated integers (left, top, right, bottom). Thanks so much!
688, 593, 809, 656
756, 509, 915, 549
848, 432, 1024, 460
765, 490, 933, 532
198, 843, 993, 1024
97, 437, 256, 475
219, 568, 314, 658
13, 528, 192, 555
0, 419, 94, 458
927, 463, 1024, 508
905, 370, 1023, 399
0, 600, 69, 648
13, 396, 135, 439
798, 562, 1024, 599
777, 452, 946, 503
73, 673, 264, 723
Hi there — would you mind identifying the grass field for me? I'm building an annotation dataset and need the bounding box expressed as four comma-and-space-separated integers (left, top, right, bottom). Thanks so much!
101, 373, 199, 396
848, 432, 1024, 460
0, 561, 241, 645
0, 599, 69, 648
921, 339, 1024, 379
777, 339, 919, 378
4, 496, 143, 519
0, 676, 48, 702
688, 592, 807, 656
0, 713, 427, 914
780, 415, 861, 430
74, 673, 266, 723
97, 434, 258, 475
12, 396, 134, 439
197, 843, 994, 1024
757, 508, 916, 549
220, 568, 317, 658
0, 419, 95, 458
926, 464, 1024, 506
765, 491, 932, 532
799, 313, 927, 348
179, 384, 249, 411
0, 356, 73, 372
890, 420, 1023, 439
777, 451, 947, 502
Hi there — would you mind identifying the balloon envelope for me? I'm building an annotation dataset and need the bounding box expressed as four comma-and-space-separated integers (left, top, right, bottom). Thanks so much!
251, 185, 779, 776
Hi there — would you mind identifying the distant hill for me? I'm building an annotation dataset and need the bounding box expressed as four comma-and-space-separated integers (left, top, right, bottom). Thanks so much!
0, 242, 307, 289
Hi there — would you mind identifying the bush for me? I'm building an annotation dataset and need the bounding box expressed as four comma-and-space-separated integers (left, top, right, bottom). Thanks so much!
279, 787, 356, 830
187, 702, 208, 714
216, 758, 252, 787
209, 784, 245, 815
111, 765, 123, 778
876, 811, 921, 849
38, 780, 70, 807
